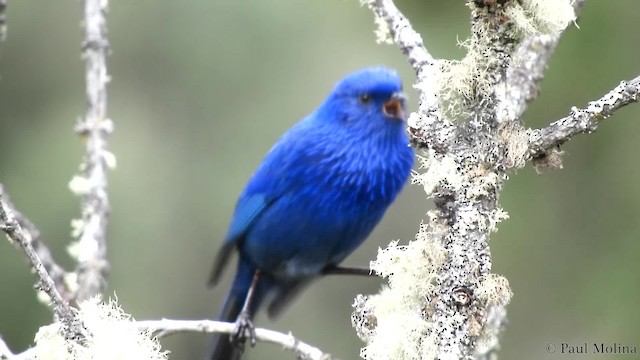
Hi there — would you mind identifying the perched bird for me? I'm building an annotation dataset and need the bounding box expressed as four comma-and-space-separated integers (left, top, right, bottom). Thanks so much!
208, 67, 414, 360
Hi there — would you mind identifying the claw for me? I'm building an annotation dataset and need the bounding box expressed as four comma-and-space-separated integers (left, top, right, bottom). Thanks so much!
229, 269, 260, 352
231, 310, 257, 349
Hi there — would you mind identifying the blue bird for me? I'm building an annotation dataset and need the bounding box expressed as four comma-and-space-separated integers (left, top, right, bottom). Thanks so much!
208, 67, 414, 360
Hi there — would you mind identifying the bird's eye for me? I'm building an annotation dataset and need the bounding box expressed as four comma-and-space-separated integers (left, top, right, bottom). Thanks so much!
358, 94, 372, 104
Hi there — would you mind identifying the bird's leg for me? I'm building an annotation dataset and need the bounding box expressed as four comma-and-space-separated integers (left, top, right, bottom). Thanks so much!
232, 269, 260, 348
321, 264, 376, 277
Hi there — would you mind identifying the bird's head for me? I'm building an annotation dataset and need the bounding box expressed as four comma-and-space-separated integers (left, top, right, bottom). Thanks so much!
318, 67, 407, 135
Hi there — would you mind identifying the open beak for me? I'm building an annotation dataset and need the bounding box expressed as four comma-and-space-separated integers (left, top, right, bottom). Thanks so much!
382, 92, 406, 120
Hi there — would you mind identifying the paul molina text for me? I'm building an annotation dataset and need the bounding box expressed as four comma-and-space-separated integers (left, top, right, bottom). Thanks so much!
561, 342, 637, 354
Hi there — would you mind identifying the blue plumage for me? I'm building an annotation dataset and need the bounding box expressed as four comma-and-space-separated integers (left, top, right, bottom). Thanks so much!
208, 67, 414, 360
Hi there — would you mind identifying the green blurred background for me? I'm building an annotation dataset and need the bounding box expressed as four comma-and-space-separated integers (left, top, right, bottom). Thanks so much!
1, 1, 638, 359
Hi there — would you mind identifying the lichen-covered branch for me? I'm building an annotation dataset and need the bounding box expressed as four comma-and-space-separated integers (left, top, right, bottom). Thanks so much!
137, 319, 330, 360
70, 0, 113, 302
0, 194, 84, 340
528, 75, 640, 158
0, 185, 73, 301
355, 1, 578, 359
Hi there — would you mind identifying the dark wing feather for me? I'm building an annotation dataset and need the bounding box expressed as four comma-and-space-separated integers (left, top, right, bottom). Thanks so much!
208, 193, 270, 288
208, 242, 236, 287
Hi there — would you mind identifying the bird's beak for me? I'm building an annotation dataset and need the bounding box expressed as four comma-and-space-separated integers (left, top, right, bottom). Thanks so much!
382, 92, 406, 120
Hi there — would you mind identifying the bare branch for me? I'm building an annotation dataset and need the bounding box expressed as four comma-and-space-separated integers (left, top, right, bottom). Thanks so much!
137, 319, 330, 360
72, 0, 113, 302
528, 75, 640, 158
0, 184, 73, 301
363, 0, 454, 150
365, 0, 434, 72
0, 194, 83, 340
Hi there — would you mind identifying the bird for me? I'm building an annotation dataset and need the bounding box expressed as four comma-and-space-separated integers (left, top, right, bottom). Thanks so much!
208, 67, 414, 360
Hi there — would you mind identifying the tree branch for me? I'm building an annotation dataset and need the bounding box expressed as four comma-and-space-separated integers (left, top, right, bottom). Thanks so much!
356, 1, 579, 359
0, 194, 84, 340
528, 75, 640, 158
0, 184, 73, 301
71, 0, 113, 302
362, 0, 454, 150
137, 319, 330, 360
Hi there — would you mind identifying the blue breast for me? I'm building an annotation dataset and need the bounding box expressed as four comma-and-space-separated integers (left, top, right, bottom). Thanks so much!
235, 116, 413, 279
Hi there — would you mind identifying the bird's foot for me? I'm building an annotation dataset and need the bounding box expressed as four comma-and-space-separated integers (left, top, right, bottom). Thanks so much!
231, 311, 257, 348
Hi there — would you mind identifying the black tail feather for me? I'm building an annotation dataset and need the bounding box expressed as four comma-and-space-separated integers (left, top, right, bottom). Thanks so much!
208, 291, 244, 360
209, 259, 266, 360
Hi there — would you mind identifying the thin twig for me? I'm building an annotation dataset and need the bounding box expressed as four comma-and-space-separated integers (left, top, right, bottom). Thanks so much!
72, 0, 113, 302
0, 184, 73, 301
528, 75, 640, 158
0, 195, 83, 339
366, 0, 434, 72
137, 319, 331, 360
